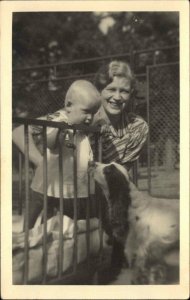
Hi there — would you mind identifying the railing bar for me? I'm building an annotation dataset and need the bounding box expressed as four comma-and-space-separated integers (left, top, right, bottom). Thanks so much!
132, 160, 138, 186
135, 73, 146, 78
42, 126, 48, 284
58, 135, 64, 279
12, 118, 101, 133
13, 73, 96, 86
13, 72, 148, 87
86, 172, 90, 268
13, 52, 131, 72
134, 45, 179, 55
97, 136, 103, 258
146, 61, 179, 69
23, 124, 30, 284
18, 151, 23, 215
73, 130, 78, 273
94, 133, 99, 162
98, 187, 103, 259
13, 45, 178, 73
146, 66, 151, 195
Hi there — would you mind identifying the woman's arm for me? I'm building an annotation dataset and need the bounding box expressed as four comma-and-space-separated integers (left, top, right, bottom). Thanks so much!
122, 121, 149, 162
12, 125, 43, 167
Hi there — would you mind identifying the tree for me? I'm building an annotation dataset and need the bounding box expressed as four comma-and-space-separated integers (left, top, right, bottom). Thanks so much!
13, 12, 179, 68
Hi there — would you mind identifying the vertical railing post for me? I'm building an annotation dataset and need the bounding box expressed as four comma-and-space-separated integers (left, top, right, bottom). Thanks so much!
23, 124, 30, 284
86, 169, 90, 268
132, 160, 138, 187
18, 151, 23, 215
146, 66, 152, 194
130, 50, 138, 186
58, 131, 64, 278
97, 135, 103, 259
73, 130, 78, 272
42, 126, 48, 284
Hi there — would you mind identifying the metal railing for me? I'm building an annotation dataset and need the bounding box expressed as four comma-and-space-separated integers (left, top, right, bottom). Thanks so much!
13, 44, 179, 76
13, 117, 104, 284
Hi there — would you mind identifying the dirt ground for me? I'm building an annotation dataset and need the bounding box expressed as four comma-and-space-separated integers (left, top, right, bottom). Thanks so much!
137, 167, 179, 199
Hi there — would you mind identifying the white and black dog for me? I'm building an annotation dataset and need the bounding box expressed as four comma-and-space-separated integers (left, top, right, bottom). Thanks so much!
90, 162, 179, 284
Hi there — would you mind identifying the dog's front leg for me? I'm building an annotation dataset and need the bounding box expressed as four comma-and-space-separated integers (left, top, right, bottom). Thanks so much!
124, 229, 137, 268
129, 247, 150, 284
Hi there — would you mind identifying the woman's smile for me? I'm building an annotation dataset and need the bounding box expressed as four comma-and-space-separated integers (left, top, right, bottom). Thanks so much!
101, 77, 131, 115
108, 99, 124, 109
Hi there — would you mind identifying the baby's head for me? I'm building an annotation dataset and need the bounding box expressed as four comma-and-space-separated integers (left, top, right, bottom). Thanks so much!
65, 80, 101, 125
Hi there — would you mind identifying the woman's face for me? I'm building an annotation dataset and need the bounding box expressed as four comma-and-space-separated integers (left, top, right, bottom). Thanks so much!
101, 76, 131, 116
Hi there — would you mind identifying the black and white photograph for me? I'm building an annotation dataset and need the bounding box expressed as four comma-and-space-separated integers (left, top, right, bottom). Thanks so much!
1, 1, 189, 299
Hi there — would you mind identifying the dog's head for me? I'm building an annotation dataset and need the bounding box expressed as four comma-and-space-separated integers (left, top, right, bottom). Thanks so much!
89, 162, 130, 201
89, 162, 132, 243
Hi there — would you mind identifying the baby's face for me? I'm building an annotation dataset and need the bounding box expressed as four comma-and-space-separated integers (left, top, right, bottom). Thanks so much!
66, 95, 100, 125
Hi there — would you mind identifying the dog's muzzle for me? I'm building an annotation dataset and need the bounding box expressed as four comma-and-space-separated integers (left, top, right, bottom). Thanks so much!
88, 161, 105, 184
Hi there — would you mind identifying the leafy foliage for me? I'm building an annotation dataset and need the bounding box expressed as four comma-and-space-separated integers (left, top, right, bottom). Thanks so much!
13, 12, 179, 68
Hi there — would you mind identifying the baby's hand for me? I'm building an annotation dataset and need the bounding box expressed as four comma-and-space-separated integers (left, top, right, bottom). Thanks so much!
49, 129, 75, 153
62, 130, 75, 149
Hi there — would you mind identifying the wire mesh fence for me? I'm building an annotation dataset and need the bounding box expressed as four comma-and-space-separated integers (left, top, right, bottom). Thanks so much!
12, 54, 131, 118
12, 46, 179, 197
146, 62, 179, 198
13, 74, 96, 118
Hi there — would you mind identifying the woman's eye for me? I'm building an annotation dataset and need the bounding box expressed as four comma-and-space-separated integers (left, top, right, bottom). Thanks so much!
121, 90, 130, 95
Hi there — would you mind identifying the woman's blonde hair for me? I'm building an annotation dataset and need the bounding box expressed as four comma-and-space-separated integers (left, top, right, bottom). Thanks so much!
94, 60, 134, 91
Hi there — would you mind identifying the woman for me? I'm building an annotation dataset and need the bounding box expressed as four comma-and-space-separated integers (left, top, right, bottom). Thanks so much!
93, 60, 148, 171
92, 61, 149, 277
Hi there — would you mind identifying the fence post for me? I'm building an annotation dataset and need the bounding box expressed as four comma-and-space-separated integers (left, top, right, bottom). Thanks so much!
146, 66, 152, 195
132, 161, 138, 187
23, 124, 30, 284
130, 49, 139, 186
18, 151, 23, 215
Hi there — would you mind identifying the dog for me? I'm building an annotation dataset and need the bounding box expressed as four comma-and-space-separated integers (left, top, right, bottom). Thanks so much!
89, 162, 179, 284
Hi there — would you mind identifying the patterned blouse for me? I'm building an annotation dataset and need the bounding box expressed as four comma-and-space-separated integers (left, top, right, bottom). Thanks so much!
92, 106, 148, 166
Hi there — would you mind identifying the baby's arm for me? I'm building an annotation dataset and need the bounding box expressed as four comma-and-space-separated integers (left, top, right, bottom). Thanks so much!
46, 110, 69, 152
12, 125, 43, 167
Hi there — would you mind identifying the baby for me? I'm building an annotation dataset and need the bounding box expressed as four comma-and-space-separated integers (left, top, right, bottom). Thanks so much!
13, 80, 101, 228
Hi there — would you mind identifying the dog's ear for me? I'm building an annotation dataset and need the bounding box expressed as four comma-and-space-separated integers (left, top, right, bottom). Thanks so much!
104, 164, 131, 207
103, 164, 114, 175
